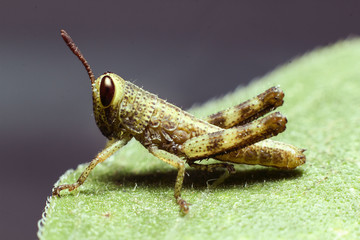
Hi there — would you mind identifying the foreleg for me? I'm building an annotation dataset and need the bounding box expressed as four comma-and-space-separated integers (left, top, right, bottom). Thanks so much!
52, 136, 131, 196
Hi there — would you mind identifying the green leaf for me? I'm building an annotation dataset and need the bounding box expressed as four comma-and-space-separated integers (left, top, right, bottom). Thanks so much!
38, 38, 360, 239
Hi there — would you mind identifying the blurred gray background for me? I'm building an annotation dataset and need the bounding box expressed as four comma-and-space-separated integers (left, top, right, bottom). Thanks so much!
1, 0, 360, 239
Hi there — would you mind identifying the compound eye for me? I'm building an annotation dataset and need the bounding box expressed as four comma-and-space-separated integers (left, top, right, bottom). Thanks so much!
100, 76, 115, 107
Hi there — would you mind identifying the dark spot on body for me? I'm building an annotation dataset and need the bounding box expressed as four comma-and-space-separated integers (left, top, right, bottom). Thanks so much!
208, 112, 226, 128
259, 149, 271, 162
206, 135, 224, 151
235, 103, 253, 119
244, 149, 257, 161
271, 151, 283, 165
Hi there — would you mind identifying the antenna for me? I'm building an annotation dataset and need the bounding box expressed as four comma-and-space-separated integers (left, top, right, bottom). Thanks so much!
60, 29, 95, 84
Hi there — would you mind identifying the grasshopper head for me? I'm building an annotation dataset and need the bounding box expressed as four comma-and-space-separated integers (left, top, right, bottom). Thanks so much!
61, 30, 126, 138
91, 73, 126, 137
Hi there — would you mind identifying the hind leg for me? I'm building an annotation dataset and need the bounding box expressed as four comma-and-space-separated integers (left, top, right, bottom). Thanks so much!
204, 86, 284, 129
181, 112, 287, 160
188, 161, 235, 173
188, 161, 235, 188
215, 139, 306, 169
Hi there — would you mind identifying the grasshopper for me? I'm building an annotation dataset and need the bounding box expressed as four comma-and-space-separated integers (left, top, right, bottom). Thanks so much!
53, 30, 306, 213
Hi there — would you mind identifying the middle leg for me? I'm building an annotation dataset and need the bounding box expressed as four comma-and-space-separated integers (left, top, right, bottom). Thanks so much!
148, 145, 190, 214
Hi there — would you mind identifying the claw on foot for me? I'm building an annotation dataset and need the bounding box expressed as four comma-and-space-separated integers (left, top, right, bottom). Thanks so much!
226, 164, 236, 174
52, 187, 61, 197
177, 197, 190, 214
52, 184, 78, 197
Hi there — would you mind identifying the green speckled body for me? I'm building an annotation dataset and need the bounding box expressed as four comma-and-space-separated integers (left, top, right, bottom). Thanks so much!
53, 30, 306, 214
93, 73, 305, 168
